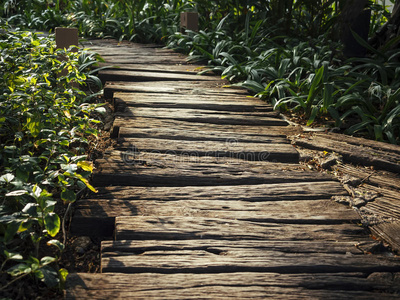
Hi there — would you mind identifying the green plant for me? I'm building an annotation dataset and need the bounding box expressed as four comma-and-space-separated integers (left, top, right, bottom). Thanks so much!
0, 25, 102, 293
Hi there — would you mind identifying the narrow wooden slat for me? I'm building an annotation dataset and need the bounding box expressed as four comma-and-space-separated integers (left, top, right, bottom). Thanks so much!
101, 239, 376, 255
371, 222, 400, 252
118, 127, 289, 143
319, 132, 400, 156
88, 181, 347, 201
115, 92, 273, 111
116, 107, 283, 124
66, 272, 400, 299
74, 198, 357, 224
114, 216, 367, 241
92, 152, 339, 186
115, 117, 290, 136
334, 164, 400, 191
99, 69, 217, 83
104, 81, 248, 95
101, 248, 400, 274
97, 55, 187, 65
363, 198, 400, 219
98, 62, 206, 74
295, 135, 400, 173
115, 138, 298, 163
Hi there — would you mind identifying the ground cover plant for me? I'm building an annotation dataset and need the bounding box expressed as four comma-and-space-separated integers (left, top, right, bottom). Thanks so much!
0, 21, 104, 298
166, 1, 400, 144
2, 0, 399, 144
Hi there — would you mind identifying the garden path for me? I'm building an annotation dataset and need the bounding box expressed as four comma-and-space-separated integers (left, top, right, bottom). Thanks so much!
65, 39, 400, 299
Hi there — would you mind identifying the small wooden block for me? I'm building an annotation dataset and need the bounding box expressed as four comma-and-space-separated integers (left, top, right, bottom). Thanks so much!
180, 12, 199, 32
55, 27, 79, 51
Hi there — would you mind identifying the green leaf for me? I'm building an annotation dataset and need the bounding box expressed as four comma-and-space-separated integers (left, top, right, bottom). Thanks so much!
44, 213, 60, 237
6, 190, 28, 197
306, 65, 324, 111
40, 266, 59, 288
4, 250, 23, 261
47, 239, 65, 252
40, 256, 56, 266
4, 221, 20, 244
7, 263, 31, 276
0, 174, 15, 184
306, 106, 319, 126
61, 189, 76, 203
350, 29, 387, 60
22, 203, 38, 216
77, 161, 93, 172
16, 168, 29, 183
58, 268, 69, 289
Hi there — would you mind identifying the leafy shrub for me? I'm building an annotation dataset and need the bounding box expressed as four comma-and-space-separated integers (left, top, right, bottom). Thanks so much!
0, 23, 103, 291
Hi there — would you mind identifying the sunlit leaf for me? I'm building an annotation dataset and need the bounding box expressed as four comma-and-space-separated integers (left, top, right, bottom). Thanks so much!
44, 213, 60, 237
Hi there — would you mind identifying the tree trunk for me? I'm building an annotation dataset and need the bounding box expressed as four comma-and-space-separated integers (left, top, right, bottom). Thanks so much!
369, 0, 400, 50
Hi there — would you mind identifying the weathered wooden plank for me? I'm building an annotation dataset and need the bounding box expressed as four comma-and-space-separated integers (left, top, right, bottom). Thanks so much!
101, 239, 377, 255
295, 134, 400, 173
92, 151, 341, 186
118, 127, 289, 143
362, 198, 400, 220
105, 81, 248, 95
334, 164, 400, 192
318, 132, 400, 156
98, 62, 205, 74
114, 117, 290, 137
98, 55, 188, 65
74, 198, 356, 224
90, 47, 179, 55
116, 107, 282, 124
361, 184, 400, 201
87, 181, 346, 201
114, 92, 270, 108
113, 95, 284, 125
99, 69, 217, 83
115, 216, 367, 241
66, 272, 400, 299
117, 98, 274, 114
115, 137, 297, 162
101, 247, 400, 274
84, 39, 164, 49
370, 222, 400, 252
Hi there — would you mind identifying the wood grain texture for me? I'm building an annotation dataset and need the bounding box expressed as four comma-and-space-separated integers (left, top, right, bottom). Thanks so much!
101, 247, 400, 274
66, 272, 400, 299
118, 126, 288, 143
114, 138, 298, 163
114, 117, 291, 136
104, 81, 248, 95
371, 222, 400, 252
115, 92, 273, 111
99, 69, 217, 83
74, 198, 357, 224
114, 216, 367, 241
92, 152, 338, 186
116, 106, 283, 125
86, 181, 346, 201
295, 134, 400, 173
101, 239, 377, 255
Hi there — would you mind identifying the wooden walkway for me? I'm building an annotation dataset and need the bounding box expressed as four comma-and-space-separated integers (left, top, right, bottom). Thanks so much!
66, 40, 400, 299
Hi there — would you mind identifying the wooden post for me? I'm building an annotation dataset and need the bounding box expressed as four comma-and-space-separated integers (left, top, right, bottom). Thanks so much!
55, 27, 78, 51
342, 9, 371, 58
180, 12, 199, 32
55, 27, 79, 81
